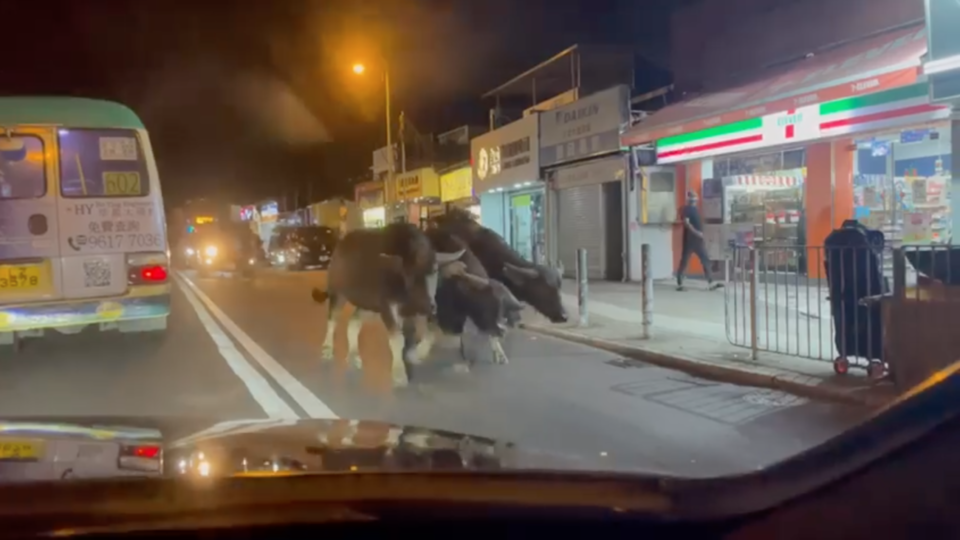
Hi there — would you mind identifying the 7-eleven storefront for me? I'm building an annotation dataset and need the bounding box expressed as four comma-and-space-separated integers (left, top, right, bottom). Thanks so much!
622, 25, 951, 278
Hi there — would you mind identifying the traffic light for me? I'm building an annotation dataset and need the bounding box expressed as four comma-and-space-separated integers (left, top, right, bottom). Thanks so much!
187, 225, 195, 234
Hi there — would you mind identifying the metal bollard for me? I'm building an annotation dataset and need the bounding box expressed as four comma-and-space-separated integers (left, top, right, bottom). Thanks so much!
640, 243, 653, 339
749, 248, 759, 361
576, 248, 589, 327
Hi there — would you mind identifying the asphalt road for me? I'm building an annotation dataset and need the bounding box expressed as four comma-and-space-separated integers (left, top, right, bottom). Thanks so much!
0, 268, 874, 477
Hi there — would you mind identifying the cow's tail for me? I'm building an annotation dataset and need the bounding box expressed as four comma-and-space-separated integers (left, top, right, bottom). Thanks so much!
311, 287, 329, 304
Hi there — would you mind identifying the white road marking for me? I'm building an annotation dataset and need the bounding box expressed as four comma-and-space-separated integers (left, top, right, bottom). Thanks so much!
177, 272, 339, 420
176, 275, 300, 420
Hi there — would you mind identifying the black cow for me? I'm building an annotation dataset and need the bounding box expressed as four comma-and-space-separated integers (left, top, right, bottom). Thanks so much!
433, 209, 567, 324
310, 223, 464, 386
419, 227, 524, 367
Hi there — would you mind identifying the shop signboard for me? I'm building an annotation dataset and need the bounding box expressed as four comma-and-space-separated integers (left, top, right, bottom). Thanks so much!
392, 167, 440, 202
355, 181, 385, 210
539, 85, 629, 168
926, 0, 960, 63
471, 114, 539, 193
440, 166, 473, 202
260, 201, 278, 223
656, 83, 949, 164
926, 0, 960, 103
524, 88, 579, 118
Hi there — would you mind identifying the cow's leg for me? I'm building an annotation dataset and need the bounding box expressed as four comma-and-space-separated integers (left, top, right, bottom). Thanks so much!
380, 304, 410, 387
490, 336, 509, 365
408, 316, 437, 365
320, 293, 340, 361
344, 308, 365, 369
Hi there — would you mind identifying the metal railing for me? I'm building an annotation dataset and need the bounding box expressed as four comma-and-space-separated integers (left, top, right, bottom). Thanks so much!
724, 243, 960, 381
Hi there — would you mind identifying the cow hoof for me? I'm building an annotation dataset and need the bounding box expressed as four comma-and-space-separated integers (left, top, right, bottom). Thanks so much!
320, 346, 334, 361
392, 375, 410, 388
347, 353, 362, 369
451, 363, 471, 374
402, 348, 423, 367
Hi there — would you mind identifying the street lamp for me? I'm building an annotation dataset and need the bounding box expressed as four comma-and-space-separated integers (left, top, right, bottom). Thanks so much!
352, 61, 394, 186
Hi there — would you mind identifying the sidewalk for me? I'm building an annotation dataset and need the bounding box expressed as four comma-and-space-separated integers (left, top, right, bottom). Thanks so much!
520, 279, 897, 408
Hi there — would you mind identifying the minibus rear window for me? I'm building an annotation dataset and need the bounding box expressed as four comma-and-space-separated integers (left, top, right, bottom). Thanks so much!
0, 134, 46, 200
59, 128, 150, 198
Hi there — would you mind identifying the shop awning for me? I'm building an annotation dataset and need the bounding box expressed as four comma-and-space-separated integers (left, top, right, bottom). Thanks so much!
622, 25, 928, 148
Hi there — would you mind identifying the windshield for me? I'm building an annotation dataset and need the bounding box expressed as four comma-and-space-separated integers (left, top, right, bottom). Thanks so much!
2, 0, 944, 492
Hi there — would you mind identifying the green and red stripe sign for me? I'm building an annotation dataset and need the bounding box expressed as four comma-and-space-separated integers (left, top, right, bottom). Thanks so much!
656, 83, 948, 164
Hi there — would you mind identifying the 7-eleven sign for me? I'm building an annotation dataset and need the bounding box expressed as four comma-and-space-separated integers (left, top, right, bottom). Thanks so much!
763, 104, 820, 145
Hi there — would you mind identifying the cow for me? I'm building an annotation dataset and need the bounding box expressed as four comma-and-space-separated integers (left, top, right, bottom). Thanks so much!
416, 227, 525, 367
432, 208, 567, 325
310, 223, 465, 387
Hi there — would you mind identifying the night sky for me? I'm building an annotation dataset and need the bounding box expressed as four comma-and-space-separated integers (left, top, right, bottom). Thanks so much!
2, 0, 691, 207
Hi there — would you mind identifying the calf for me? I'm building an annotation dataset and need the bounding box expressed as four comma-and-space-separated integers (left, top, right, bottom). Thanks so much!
433, 208, 567, 325
310, 223, 463, 386
421, 228, 524, 366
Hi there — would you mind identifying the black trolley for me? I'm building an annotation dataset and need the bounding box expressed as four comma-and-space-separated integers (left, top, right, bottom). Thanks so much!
824, 220, 888, 378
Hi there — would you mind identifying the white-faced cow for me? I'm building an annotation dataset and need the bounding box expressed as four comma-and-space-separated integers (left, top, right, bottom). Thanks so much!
432, 209, 567, 325
311, 223, 464, 386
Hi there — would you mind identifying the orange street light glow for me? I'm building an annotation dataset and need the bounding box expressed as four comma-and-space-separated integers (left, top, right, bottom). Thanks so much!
352, 63, 365, 75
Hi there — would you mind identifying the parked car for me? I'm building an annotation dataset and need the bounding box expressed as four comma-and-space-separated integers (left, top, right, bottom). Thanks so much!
268, 226, 337, 270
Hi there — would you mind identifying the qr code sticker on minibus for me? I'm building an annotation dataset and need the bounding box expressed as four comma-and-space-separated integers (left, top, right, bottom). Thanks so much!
83, 259, 112, 288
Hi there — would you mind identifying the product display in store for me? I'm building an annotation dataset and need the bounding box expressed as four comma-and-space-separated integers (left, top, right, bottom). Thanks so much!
713, 148, 808, 272
853, 126, 952, 248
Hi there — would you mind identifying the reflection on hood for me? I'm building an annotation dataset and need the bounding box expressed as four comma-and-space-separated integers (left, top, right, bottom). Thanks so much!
0, 417, 608, 483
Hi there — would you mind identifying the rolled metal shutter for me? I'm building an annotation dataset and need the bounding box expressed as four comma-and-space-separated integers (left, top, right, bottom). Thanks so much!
557, 184, 604, 279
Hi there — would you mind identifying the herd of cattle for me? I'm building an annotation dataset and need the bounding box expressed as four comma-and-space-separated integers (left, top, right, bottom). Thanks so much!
311, 208, 568, 386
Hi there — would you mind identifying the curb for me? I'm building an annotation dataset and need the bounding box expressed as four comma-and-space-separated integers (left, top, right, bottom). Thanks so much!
519, 323, 892, 409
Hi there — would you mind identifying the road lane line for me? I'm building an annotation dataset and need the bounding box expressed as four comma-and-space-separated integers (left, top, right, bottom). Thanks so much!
177, 272, 339, 420
176, 275, 300, 420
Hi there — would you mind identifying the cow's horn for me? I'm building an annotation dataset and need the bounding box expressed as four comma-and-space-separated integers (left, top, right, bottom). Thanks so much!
459, 272, 490, 289
435, 249, 465, 264
505, 262, 539, 278
439, 260, 467, 279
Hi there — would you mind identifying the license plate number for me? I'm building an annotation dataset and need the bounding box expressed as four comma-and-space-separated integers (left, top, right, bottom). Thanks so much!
0, 264, 43, 291
0, 439, 43, 460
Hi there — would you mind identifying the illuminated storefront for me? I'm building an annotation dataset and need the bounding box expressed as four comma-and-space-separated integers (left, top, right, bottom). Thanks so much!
621, 25, 948, 278
439, 165, 480, 220
355, 181, 385, 228
471, 114, 543, 262
384, 167, 443, 229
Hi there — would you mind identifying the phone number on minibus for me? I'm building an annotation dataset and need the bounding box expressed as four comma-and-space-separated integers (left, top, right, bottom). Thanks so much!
73, 233, 163, 251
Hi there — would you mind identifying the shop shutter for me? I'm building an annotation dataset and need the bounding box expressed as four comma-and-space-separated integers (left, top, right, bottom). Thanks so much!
557, 184, 604, 279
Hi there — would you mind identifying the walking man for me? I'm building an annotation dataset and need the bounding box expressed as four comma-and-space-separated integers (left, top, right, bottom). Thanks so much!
677, 190, 722, 291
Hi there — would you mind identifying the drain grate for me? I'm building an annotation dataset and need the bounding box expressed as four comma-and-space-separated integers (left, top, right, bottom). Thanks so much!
604, 357, 637, 369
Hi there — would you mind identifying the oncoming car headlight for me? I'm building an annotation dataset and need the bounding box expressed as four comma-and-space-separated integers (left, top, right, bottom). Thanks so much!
185, 247, 195, 256
204, 246, 218, 257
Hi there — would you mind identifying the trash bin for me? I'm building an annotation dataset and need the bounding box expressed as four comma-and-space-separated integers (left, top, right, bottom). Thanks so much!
824, 220, 887, 378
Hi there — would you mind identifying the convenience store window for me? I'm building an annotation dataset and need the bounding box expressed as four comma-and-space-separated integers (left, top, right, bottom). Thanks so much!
852, 125, 951, 248
715, 149, 807, 273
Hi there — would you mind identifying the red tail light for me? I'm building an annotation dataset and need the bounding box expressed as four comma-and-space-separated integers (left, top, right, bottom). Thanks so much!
141, 265, 168, 282
118, 444, 162, 472
131, 445, 161, 458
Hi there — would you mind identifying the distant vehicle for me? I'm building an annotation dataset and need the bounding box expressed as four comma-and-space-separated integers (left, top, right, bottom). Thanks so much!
268, 226, 337, 270
0, 97, 170, 349
189, 222, 262, 278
